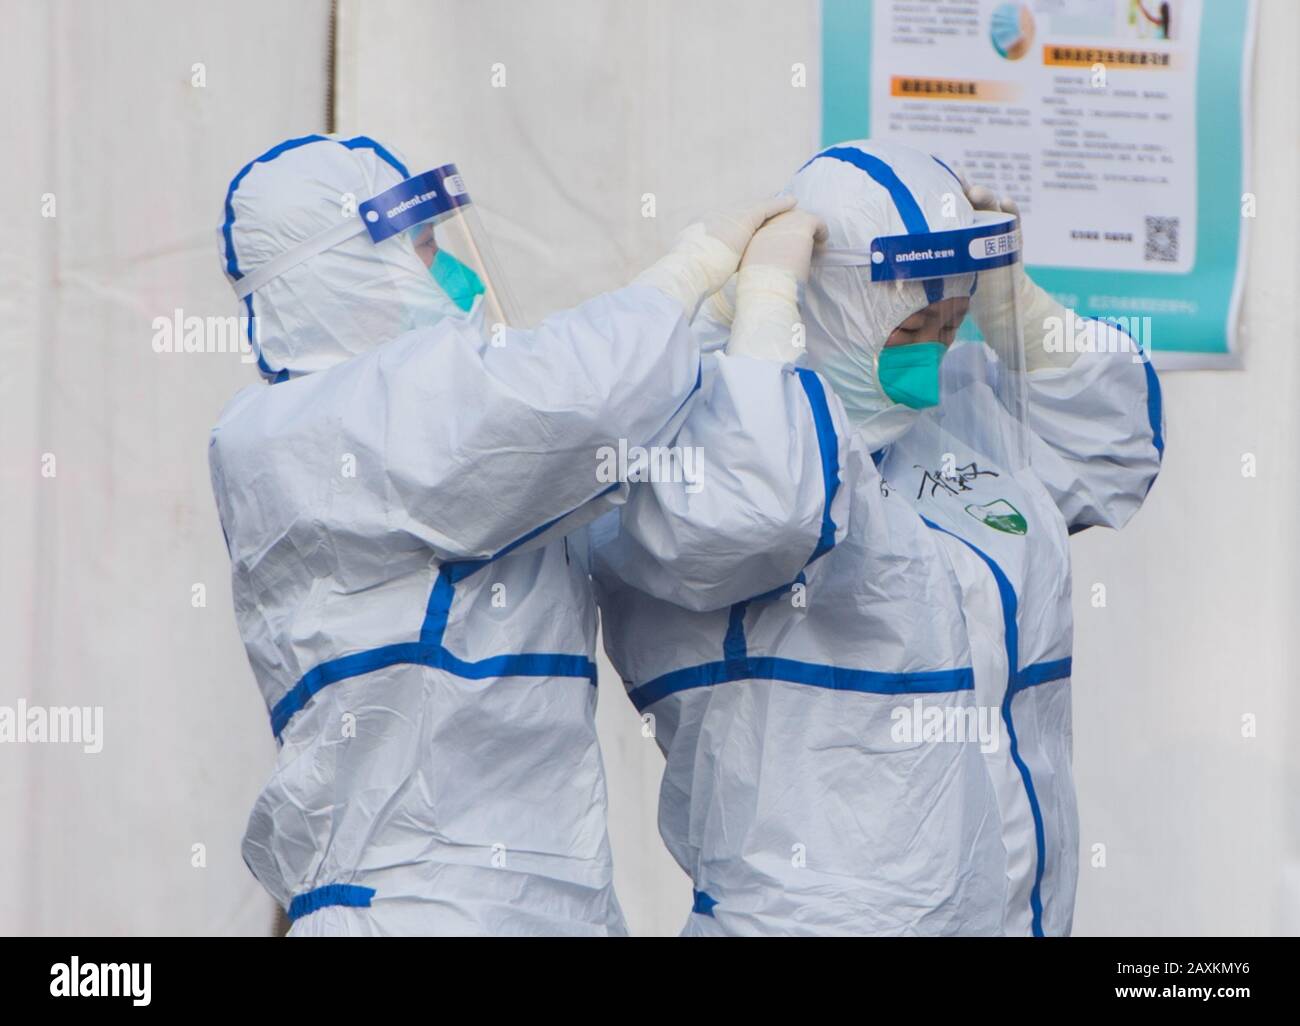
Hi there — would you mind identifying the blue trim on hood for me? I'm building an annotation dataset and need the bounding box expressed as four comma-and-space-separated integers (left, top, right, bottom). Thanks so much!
222, 134, 410, 282
807, 145, 944, 304
932, 154, 962, 185
220, 134, 412, 379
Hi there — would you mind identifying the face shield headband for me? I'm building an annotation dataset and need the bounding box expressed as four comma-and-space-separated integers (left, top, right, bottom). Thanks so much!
814, 209, 1022, 286
230, 163, 519, 326
230, 164, 473, 301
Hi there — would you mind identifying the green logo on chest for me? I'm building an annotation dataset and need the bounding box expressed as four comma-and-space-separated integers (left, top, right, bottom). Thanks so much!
964, 499, 1028, 535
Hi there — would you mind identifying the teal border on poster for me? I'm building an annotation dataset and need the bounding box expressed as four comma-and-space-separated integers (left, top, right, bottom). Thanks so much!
822, 0, 872, 144
819, 0, 1253, 361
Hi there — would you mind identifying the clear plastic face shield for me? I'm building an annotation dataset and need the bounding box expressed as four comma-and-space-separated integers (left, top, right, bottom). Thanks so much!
231, 163, 521, 347
382, 166, 521, 331
818, 210, 1030, 471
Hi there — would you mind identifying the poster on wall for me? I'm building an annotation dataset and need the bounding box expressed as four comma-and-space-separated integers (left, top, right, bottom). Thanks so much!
821, 0, 1257, 368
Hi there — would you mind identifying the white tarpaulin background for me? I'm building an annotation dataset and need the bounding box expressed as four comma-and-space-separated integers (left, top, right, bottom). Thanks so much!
0, 0, 1297, 935
0, 0, 333, 935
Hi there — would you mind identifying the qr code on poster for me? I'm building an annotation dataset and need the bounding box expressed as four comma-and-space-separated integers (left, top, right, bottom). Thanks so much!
1144, 216, 1179, 262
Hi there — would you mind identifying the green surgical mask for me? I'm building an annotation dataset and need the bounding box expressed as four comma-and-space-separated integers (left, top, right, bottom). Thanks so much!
431, 248, 486, 312
877, 341, 946, 409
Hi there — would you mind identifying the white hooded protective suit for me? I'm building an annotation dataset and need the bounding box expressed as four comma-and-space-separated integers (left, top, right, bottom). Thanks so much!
592, 140, 1165, 936
209, 135, 840, 935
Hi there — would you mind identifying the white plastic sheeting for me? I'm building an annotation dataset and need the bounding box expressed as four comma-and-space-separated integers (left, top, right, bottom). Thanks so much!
0, 0, 333, 934
1069, 0, 1300, 934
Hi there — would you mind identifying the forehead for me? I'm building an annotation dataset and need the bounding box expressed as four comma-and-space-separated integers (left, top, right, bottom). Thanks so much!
906, 297, 969, 318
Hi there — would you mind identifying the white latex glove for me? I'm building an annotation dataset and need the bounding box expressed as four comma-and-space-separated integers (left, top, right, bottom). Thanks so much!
634, 195, 795, 317
726, 209, 827, 362
961, 178, 1078, 371
693, 274, 738, 352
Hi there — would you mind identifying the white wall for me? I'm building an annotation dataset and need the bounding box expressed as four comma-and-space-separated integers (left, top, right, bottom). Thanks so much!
1, 0, 1294, 936
1071, 0, 1299, 935
0, 0, 333, 934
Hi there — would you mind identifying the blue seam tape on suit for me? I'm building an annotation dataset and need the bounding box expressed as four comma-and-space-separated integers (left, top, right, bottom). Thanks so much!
628, 654, 1071, 714
1014, 657, 1072, 691
723, 602, 750, 669
692, 889, 718, 917
628, 658, 978, 713
268, 370, 704, 740
287, 883, 376, 921
921, 515, 1048, 937
1090, 317, 1164, 460
270, 567, 600, 740
725, 370, 840, 613
794, 368, 841, 565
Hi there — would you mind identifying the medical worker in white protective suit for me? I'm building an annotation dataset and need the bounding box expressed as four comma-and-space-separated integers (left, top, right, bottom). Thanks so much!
592, 140, 1165, 936
208, 133, 834, 935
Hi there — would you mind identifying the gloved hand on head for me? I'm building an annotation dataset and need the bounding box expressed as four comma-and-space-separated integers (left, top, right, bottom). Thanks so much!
633, 195, 795, 317
958, 176, 1078, 373
726, 209, 828, 363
